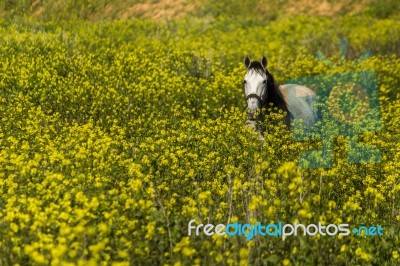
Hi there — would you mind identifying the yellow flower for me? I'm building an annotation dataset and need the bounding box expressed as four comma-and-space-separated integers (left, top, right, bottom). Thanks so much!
393, 251, 399, 260
182, 247, 196, 257
10, 223, 19, 233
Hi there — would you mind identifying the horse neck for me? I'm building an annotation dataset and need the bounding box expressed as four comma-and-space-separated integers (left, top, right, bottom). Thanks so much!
263, 73, 289, 113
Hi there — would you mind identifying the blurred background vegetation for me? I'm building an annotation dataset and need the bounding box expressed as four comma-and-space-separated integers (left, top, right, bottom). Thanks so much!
0, 0, 399, 22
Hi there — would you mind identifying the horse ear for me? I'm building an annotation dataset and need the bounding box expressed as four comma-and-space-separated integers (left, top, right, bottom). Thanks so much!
261, 56, 268, 68
244, 56, 251, 69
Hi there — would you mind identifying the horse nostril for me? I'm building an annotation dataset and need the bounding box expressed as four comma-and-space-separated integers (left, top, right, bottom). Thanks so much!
247, 112, 256, 121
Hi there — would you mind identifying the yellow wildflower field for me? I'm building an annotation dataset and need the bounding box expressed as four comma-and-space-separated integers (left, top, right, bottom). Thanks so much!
0, 14, 399, 265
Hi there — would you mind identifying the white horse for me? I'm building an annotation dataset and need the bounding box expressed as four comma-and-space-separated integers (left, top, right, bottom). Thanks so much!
243, 56, 318, 136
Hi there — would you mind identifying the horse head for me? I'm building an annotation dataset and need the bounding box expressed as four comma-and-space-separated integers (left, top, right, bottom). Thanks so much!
243, 56, 275, 121
243, 56, 292, 136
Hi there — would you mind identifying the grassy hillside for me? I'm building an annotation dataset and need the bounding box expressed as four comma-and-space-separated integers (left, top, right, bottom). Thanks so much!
1, 0, 399, 21
0, 0, 399, 265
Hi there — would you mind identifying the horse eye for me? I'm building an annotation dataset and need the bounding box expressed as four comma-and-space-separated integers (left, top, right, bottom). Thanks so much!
263, 80, 267, 84
243, 80, 247, 84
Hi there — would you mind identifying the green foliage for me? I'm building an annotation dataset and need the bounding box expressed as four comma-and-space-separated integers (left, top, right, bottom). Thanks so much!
364, 0, 400, 18
0, 14, 399, 265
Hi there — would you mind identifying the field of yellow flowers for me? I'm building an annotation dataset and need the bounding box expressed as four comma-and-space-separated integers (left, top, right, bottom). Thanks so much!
0, 15, 399, 265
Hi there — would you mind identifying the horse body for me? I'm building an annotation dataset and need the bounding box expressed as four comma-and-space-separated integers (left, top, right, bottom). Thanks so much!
278, 84, 318, 129
243, 56, 318, 134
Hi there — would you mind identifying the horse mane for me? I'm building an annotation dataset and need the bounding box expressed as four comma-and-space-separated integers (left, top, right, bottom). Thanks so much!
247, 61, 290, 123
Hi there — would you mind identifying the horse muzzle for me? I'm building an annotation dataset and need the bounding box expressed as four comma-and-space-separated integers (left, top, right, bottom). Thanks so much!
246, 111, 257, 121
